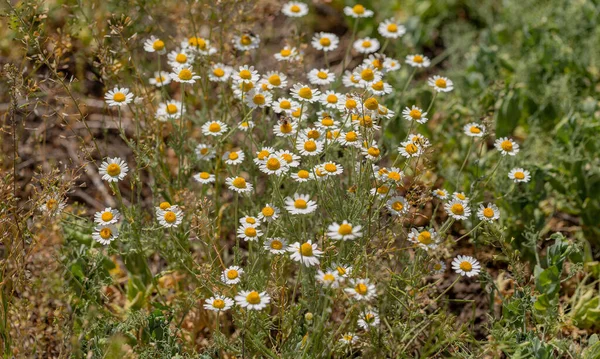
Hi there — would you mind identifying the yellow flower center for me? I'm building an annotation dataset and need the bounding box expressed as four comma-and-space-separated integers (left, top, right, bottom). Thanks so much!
101, 212, 113, 222
501, 140, 513, 151
239, 69, 251, 80
323, 273, 335, 282
200, 148, 209, 155
298, 87, 313, 99
280, 48, 291, 57
451, 203, 464, 215
325, 94, 338, 104
166, 104, 178, 115
514, 171, 525, 180
435, 78, 447, 88
281, 153, 292, 162
355, 283, 368, 295
352, 4, 365, 14
298, 170, 310, 179
433, 263, 442, 270
159, 201, 171, 210
244, 227, 257, 237
359, 116, 373, 127
367, 147, 380, 157
456, 193, 466, 200
346, 99, 357, 109
377, 185, 389, 194
345, 131, 358, 141
213, 299, 225, 309
417, 231, 432, 244
241, 121, 249, 128
344, 334, 354, 341
300, 242, 313, 256
227, 269, 239, 279
304, 141, 317, 152
241, 82, 254, 92
372, 58, 383, 70
213, 67, 225, 77
240, 35, 252, 46
322, 118, 334, 127
175, 53, 187, 63
290, 4, 301, 12
246, 291, 261, 304
409, 109, 422, 119
436, 190, 445, 197
279, 100, 291, 110
271, 240, 283, 250
372, 81, 384, 91
46, 199, 57, 210
387, 23, 398, 32
253, 94, 266, 105
319, 37, 331, 46
199, 172, 210, 179
232, 177, 246, 189
338, 223, 353, 235
262, 207, 275, 217
178, 68, 193, 81
365, 313, 375, 322
336, 266, 346, 275
483, 207, 495, 218
112, 92, 126, 102
155, 75, 166, 83
267, 74, 281, 86
307, 130, 320, 139
208, 122, 221, 133
257, 150, 270, 160
99, 227, 112, 239
360, 68, 374, 81
361, 40, 372, 48
324, 163, 337, 173
317, 71, 328, 80
459, 261, 473, 272
413, 55, 423, 63
392, 201, 403, 211
266, 158, 281, 170
364, 97, 378, 110
152, 39, 165, 51
106, 163, 121, 176
405, 143, 418, 155
245, 217, 256, 224
294, 199, 307, 209
388, 171, 401, 181
469, 126, 481, 134
228, 152, 239, 160
164, 211, 177, 223
188, 37, 206, 50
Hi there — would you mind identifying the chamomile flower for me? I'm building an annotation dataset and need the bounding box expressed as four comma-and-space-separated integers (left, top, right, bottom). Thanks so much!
357, 310, 380, 330
345, 278, 376, 301
208, 63, 233, 82
184, 36, 217, 55
157, 101, 184, 121
453, 192, 470, 203
307, 68, 335, 85
291, 83, 321, 103
281, 1, 309, 17
311, 32, 339, 52
104, 87, 134, 107
342, 70, 362, 88
353, 64, 382, 87
99, 157, 129, 182
368, 80, 392, 96
233, 65, 260, 85
386, 196, 409, 216
312, 165, 329, 181
149, 71, 171, 87
383, 57, 401, 72
477, 203, 500, 221
327, 221, 362, 241
296, 137, 324, 156
378, 19, 406, 38
40, 196, 66, 216
321, 161, 344, 176
340, 333, 359, 345
93, 225, 118, 245
288, 240, 322, 266
509, 168, 531, 183
402, 105, 428, 124
362, 142, 381, 161
353, 37, 380, 54
432, 188, 449, 200
284, 193, 317, 215
272, 98, 296, 114
291, 169, 313, 182
452, 255, 481, 277
157, 206, 183, 228
221, 266, 243, 285
257, 204, 280, 223
495, 137, 520, 156
203, 295, 234, 312
168, 48, 195, 68
264, 237, 288, 254
143, 35, 166, 54
330, 263, 353, 278
302, 127, 324, 141
245, 89, 273, 109
240, 215, 260, 227
338, 130, 362, 148
445, 199, 472, 220
406, 54, 431, 68
319, 90, 345, 110
408, 228, 439, 251
275, 149, 301, 167
370, 184, 391, 198
193, 171, 216, 184
202, 120, 228, 137
94, 207, 120, 225
428, 75, 454, 92
375, 104, 395, 119
226, 176, 253, 193
232, 33, 260, 51
431, 261, 447, 275
363, 54, 387, 72
195, 144, 216, 161
274, 46, 299, 62
398, 140, 423, 158
237, 223, 263, 241
253, 147, 276, 165
232, 81, 256, 99
155, 201, 172, 215
235, 290, 270, 310
259, 154, 289, 176
316, 270, 340, 288
344, 4, 373, 18
263, 71, 288, 89
223, 150, 245, 166
238, 120, 255, 131
171, 66, 201, 84
383, 167, 403, 183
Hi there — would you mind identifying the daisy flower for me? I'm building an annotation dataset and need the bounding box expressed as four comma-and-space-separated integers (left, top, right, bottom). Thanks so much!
402, 105, 428, 124
281, 1, 309, 17
155, 201, 172, 214
284, 193, 317, 215
316, 270, 340, 288
353, 37, 380, 54
291, 169, 312, 182
362, 142, 381, 161
406, 54, 431, 68
453, 192, 470, 203
245, 89, 273, 109
357, 310, 380, 330
342, 70, 362, 88
275, 149, 301, 167
370, 184, 391, 198
104, 87, 134, 107
40, 195, 66, 216
312, 165, 329, 181
383, 167, 403, 183
316, 116, 340, 132
386, 196, 409, 216
274, 46, 299, 62
383, 57, 401, 72
345, 278, 376, 301
378, 19, 406, 38
184, 36, 217, 55
232, 33, 260, 51
363, 54, 387, 72
221, 266, 243, 285
398, 140, 423, 158
253, 147, 276, 165
240, 215, 260, 227
291, 83, 321, 103
92, 225, 118, 245
352, 64, 382, 87
226, 176, 253, 194
375, 104, 395, 119
330, 263, 352, 278
259, 154, 289, 176
237, 223, 263, 241
464, 123, 486, 137
288, 240, 322, 266
327, 220, 362, 241
477, 203, 500, 222
431, 261, 447, 275
264, 237, 288, 254
258, 204, 280, 222
272, 98, 296, 114
157, 205, 183, 228
171, 66, 201, 84
319, 90, 345, 110
445, 199, 472, 220
311, 32, 339, 52
338, 130, 362, 148
301, 127, 324, 141
149, 71, 171, 87
157, 101, 184, 121
495, 137, 520, 156
193, 171, 216, 184
208, 63, 233, 82
99, 157, 128, 182
344, 4, 373, 18
143, 35, 166, 54
321, 161, 343, 176
223, 150, 245, 166
509, 168, 531, 183
235, 290, 270, 310
201, 120, 228, 137
232, 65, 259, 85
195, 144, 216, 161
408, 228, 439, 251
432, 188, 449, 200
428, 75, 454, 92
94, 207, 120, 225
369, 80, 392, 96
296, 137, 324, 157
263, 71, 288, 89
203, 295, 234, 312
307, 68, 335, 85
452, 255, 482, 277
167, 48, 195, 68
340, 333, 359, 345
238, 120, 255, 131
